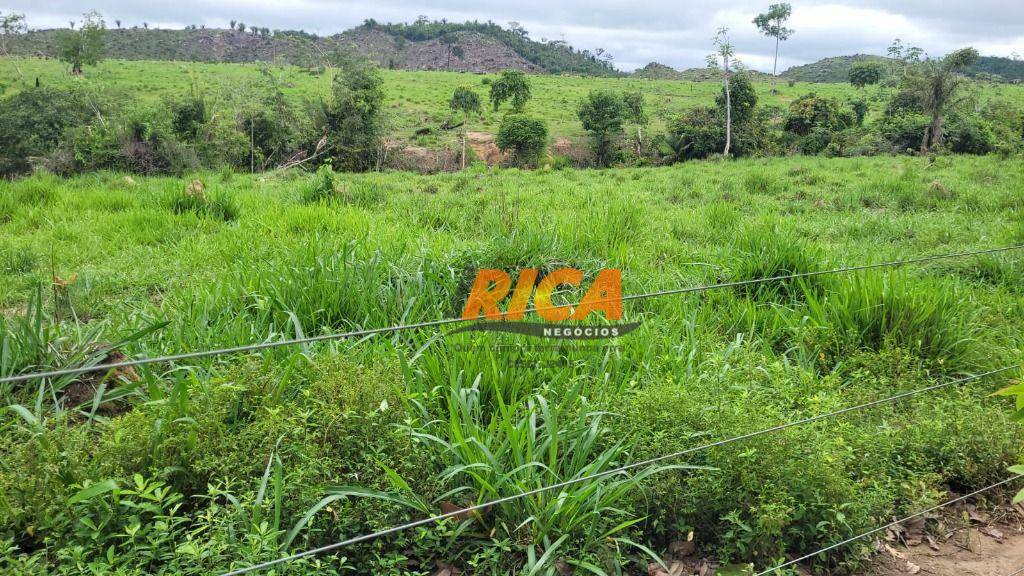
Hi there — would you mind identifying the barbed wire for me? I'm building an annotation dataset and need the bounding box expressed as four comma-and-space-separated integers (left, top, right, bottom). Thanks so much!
754, 475, 1024, 576
3, 244, 1021, 385
217, 365, 1019, 576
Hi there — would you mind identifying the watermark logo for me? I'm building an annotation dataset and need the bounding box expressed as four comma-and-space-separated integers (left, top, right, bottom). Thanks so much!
452, 268, 640, 340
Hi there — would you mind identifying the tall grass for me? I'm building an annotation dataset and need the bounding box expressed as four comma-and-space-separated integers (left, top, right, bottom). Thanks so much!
800, 273, 987, 372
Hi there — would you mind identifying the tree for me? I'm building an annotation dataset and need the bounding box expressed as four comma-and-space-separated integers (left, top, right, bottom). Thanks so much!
496, 115, 547, 167
622, 90, 648, 154
114, 19, 121, 29
902, 47, 979, 151
849, 61, 883, 89
708, 28, 735, 156
57, 11, 107, 75
237, 22, 246, 33
0, 12, 27, 79
230, 20, 236, 30
489, 69, 532, 113
319, 51, 386, 171
752, 3, 793, 91
449, 86, 482, 168
440, 32, 460, 70
577, 90, 625, 166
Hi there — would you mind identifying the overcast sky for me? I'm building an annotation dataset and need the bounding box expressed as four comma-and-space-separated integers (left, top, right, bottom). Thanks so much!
7, 1, 1024, 72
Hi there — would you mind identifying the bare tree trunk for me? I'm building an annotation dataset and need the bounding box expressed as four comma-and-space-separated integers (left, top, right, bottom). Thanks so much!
723, 57, 732, 156
461, 129, 466, 169
929, 113, 944, 149
772, 36, 780, 92
920, 124, 931, 153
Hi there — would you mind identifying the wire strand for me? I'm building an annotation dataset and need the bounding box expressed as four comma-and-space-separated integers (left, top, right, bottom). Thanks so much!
4, 244, 1021, 385
755, 475, 1024, 576
217, 365, 1019, 576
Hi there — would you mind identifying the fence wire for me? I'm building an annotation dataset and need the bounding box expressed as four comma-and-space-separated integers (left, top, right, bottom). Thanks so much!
218, 365, 1019, 576
2, 244, 1021, 385
755, 475, 1024, 576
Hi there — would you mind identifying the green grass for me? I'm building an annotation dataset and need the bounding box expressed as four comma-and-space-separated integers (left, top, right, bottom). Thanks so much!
6, 56, 1022, 146
1, 155, 1023, 574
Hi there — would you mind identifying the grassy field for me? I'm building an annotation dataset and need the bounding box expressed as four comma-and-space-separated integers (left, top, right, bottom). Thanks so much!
5, 56, 1024, 144
1, 154, 1023, 574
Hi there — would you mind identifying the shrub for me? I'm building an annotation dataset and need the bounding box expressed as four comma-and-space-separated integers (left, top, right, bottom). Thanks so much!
169, 95, 208, 140
944, 114, 995, 155
877, 112, 929, 152
716, 74, 758, 124
64, 105, 198, 175
784, 93, 855, 136
0, 87, 100, 176
496, 114, 548, 167
666, 107, 724, 161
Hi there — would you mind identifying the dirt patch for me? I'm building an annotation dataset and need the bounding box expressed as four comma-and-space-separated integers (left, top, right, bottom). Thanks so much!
465, 132, 505, 166
859, 496, 1024, 576
61, 349, 140, 417
384, 141, 460, 174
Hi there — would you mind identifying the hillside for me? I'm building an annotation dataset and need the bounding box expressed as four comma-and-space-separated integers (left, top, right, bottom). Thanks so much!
967, 56, 1024, 82
6, 20, 616, 75
633, 61, 773, 82
783, 54, 1024, 83
781, 54, 891, 83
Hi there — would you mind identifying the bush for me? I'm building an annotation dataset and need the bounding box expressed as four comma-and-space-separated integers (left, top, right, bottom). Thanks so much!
877, 112, 929, 152
784, 93, 855, 136
0, 87, 100, 176
945, 114, 996, 155
496, 114, 548, 167
716, 74, 758, 124
169, 95, 208, 140
666, 107, 724, 161
63, 105, 198, 175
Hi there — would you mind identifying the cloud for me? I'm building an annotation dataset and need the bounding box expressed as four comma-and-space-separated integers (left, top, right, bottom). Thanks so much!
7, 0, 1023, 71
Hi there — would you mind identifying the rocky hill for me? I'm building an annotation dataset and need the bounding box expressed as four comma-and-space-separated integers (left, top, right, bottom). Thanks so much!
7, 20, 613, 75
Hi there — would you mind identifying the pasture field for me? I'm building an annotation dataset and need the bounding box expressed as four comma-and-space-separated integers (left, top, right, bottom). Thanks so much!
1, 155, 1024, 574
4, 56, 1023, 143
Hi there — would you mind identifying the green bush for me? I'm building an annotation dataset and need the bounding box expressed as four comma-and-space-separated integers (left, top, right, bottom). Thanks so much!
666, 107, 724, 161
877, 112, 929, 152
496, 114, 548, 167
945, 114, 996, 155
0, 87, 101, 176
784, 93, 855, 137
716, 74, 758, 124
